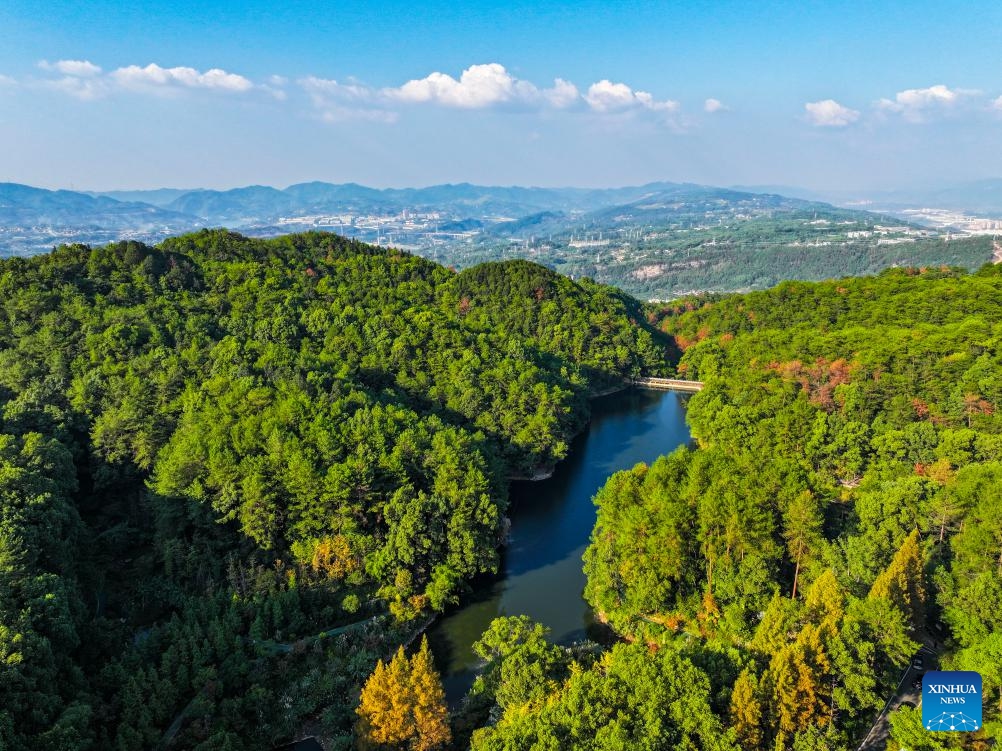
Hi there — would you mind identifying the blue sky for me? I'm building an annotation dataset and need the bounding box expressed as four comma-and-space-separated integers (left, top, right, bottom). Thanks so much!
1, 0, 1001, 191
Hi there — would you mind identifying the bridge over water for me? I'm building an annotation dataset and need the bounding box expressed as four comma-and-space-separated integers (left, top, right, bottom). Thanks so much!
630, 377, 704, 392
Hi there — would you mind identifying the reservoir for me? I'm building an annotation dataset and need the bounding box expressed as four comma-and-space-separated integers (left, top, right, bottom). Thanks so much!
428, 387, 692, 701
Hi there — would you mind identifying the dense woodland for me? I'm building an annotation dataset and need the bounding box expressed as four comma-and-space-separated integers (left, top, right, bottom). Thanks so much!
464, 265, 1002, 750
3, 230, 1001, 750
449, 209, 994, 300
0, 230, 665, 749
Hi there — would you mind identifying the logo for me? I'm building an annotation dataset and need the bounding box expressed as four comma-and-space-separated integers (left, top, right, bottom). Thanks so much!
922, 671, 982, 732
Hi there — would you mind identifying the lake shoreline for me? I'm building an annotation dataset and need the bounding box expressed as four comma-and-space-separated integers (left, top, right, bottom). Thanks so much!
506, 381, 632, 482
429, 387, 692, 703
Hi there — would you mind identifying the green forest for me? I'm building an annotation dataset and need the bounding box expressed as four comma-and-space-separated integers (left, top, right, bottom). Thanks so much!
446, 206, 995, 300
465, 265, 1001, 750
2, 230, 1000, 751
0, 230, 665, 749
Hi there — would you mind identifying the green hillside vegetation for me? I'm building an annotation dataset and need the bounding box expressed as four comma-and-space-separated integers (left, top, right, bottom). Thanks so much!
499, 265, 1001, 750
0, 230, 666, 749
449, 205, 993, 300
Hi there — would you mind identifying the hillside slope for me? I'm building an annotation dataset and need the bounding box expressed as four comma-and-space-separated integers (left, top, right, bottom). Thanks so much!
0, 230, 666, 749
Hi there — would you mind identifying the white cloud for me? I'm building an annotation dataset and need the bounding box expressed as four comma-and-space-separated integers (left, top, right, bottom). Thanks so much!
43, 76, 109, 100
584, 79, 678, 114
876, 84, 977, 122
383, 63, 583, 111
388, 63, 538, 108
36, 59, 109, 99
34, 59, 256, 99
301, 65, 583, 122
39, 59, 102, 77
300, 63, 686, 124
585, 80, 637, 111
543, 78, 579, 108
704, 98, 727, 113
993, 95, 1002, 111
111, 64, 253, 93
300, 76, 378, 104
263, 75, 290, 100
302, 64, 679, 123
299, 76, 399, 122
0, 74, 15, 87
804, 99, 860, 127
31, 57, 688, 128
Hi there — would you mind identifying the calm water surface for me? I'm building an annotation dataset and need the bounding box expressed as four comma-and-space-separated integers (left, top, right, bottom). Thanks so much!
428, 388, 692, 701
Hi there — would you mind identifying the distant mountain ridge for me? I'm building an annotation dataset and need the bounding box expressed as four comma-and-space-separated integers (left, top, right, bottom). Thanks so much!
4, 179, 840, 233
2, 179, 998, 296
9, 177, 1002, 233
88, 188, 194, 207
0, 183, 194, 229
732, 180, 1002, 215
156, 180, 709, 224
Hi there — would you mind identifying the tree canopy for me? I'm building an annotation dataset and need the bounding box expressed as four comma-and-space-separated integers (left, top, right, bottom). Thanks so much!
577, 264, 1002, 748
0, 230, 667, 749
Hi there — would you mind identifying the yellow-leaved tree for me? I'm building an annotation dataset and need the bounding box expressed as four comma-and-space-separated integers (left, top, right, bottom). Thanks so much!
730, 668, 764, 750
766, 623, 832, 744
356, 636, 451, 750
408, 637, 451, 751
868, 528, 926, 629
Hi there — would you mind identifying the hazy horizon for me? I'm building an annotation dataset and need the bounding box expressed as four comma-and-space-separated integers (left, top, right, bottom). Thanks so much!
11, 176, 1002, 198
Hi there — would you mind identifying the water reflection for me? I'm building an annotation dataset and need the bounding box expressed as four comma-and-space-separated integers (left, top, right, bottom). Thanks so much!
427, 388, 692, 702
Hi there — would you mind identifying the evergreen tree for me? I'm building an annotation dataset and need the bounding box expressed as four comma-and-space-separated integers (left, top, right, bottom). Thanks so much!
409, 637, 451, 751
357, 649, 413, 749
767, 625, 831, 741
730, 669, 765, 750
356, 639, 450, 751
868, 529, 926, 629
782, 491, 823, 600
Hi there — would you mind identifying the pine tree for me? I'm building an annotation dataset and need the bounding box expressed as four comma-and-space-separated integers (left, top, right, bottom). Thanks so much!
767, 625, 831, 740
356, 638, 451, 750
782, 491, 823, 600
409, 637, 451, 751
357, 647, 414, 748
868, 529, 926, 629
730, 668, 764, 750
803, 569, 844, 631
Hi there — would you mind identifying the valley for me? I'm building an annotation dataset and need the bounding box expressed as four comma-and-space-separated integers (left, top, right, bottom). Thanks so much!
3, 180, 999, 302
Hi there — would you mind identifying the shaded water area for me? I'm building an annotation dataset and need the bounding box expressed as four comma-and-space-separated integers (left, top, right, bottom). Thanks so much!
427, 388, 692, 702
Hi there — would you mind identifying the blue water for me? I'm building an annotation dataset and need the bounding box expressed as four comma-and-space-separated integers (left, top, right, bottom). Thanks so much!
427, 388, 692, 701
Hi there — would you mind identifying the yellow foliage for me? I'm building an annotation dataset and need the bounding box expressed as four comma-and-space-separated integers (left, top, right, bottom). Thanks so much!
409, 637, 451, 751
926, 457, 956, 485
311, 534, 358, 580
356, 637, 451, 751
730, 669, 764, 750
767, 626, 832, 739
803, 569, 845, 631
697, 590, 721, 637
868, 529, 926, 628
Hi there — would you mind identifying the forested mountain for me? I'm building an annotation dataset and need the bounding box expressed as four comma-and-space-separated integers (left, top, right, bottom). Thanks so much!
5, 228, 1001, 750
4, 181, 996, 303
161, 181, 695, 224
453, 195, 995, 299
464, 265, 1002, 750
0, 230, 665, 749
